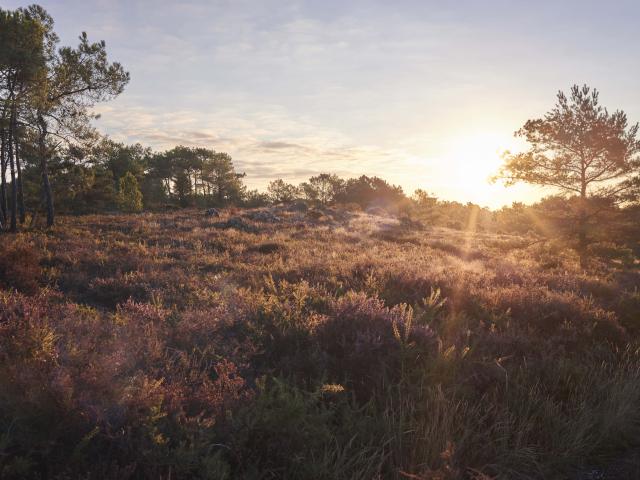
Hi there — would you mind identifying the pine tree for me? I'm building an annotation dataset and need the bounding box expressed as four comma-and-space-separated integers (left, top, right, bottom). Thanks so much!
117, 172, 142, 212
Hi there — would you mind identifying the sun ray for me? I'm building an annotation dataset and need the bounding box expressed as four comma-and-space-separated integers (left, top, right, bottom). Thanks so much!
443, 132, 516, 205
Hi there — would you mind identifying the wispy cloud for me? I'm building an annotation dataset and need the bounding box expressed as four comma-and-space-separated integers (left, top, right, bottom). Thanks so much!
13, 0, 640, 206
93, 102, 413, 189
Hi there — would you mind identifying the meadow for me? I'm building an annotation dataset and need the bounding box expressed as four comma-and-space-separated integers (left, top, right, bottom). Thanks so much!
1, 205, 640, 479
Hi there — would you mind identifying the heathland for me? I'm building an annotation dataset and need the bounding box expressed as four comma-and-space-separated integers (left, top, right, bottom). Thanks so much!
2, 205, 639, 479
3, 4, 640, 479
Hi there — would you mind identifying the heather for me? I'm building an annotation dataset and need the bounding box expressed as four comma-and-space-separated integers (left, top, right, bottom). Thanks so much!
1, 208, 639, 479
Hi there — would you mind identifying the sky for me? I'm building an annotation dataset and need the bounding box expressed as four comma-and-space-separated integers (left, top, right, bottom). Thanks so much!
5, 0, 640, 207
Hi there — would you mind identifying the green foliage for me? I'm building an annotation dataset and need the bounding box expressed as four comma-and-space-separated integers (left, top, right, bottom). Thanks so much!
200, 150, 246, 205
0, 7, 46, 85
173, 168, 192, 207
45, 158, 117, 213
231, 378, 385, 479
145, 146, 245, 207
117, 171, 143, 212
0, 4, 129, 227
267, 178, 299, 203
99, 139, 149, 189
336, 175, 406, 209
496, 85, 640, 260
498, 85, 639, 198
300, 173, 344, 205
242, 188, 270, 207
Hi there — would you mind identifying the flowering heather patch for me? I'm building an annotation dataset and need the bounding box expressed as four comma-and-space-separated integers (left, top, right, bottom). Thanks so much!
1, 209, 639, 479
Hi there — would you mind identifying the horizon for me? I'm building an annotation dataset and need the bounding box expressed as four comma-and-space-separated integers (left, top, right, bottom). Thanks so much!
4, 0, 640, 208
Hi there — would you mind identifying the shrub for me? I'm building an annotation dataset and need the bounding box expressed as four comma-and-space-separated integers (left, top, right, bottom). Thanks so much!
87, 275, 150, 308
247, 242, 283, 254
229, 378, 385, 479
316, 292, 436, 399
0, 237, 41, 294
117, 172, 143, 212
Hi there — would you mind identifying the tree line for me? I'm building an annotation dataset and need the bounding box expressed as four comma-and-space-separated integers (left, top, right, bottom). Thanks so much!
3, 5, 640, 263
9, 133, 408, 214
25, 141, 249, 213
0, 5, 129, 230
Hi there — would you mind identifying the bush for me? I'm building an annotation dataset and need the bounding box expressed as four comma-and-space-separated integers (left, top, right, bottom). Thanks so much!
117, 172, 143, 212
0, 237, 41, 294
229, 378, 385, 479
317, 292, 436, 399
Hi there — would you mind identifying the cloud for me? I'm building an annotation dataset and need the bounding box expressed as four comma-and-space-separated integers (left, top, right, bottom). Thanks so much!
50, 0, 640, 208
92, 101, 410, 188
257, 141, 307, 150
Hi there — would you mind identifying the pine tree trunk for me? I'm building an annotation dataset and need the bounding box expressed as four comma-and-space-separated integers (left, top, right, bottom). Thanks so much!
0, 128, 6, 226
38, 114, 54, 227
13, 120, 25, 224
578, 182, 588, 268
7, 112, 17, 232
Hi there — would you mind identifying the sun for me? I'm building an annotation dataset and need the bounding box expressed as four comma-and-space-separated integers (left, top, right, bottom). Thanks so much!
444, 132, 513, 204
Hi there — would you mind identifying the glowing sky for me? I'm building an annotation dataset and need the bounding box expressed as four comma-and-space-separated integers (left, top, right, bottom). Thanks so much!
5, 0, 640, 207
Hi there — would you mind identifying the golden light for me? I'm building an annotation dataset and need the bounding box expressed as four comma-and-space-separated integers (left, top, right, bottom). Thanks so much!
443, 132, 514, 205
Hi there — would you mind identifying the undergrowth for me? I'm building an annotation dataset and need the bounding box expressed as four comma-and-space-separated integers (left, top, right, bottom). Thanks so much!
1, 210, 639, 479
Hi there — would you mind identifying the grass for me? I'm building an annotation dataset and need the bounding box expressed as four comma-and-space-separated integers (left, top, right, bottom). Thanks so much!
0, 207, 639, 479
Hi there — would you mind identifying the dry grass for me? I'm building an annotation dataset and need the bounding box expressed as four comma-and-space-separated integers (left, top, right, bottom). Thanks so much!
1, 208, 639, 479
